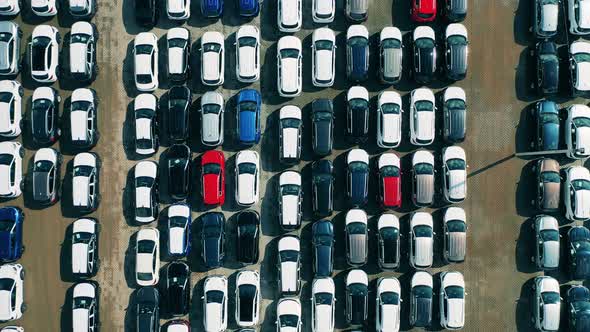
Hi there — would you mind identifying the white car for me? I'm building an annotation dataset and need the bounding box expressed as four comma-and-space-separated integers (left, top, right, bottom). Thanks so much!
410, 88, 436, 146
534, 0, 558, 38
569, 41, 590, 97
0, 0, 20, 15
312, 0, 335, 23
440, 271, 465, 330
442, 146, 467, 203
277, 0, 302, 32
69, 21, 97, 82
443, 207, 467, 263
68, 0, 95, 18
0, 80, 22, 138
72, 152, 99, 212
200, 91, 224, 146
311, 277, 335, 332
31, 0, 57, 16
568, 0, 590, 35
167, 27, 191, 83
566, 104, 590, 159
377, 90, 402, 148
236, 25, 260, 83
312, 28, 336, 87
29, 25, 60, 83
277, 235, 301, 295
134, 160, 159, 223
70, 88, 98, 148
72, 282, 98, 332
201, 31, 225, 86
235, 150, 260, 206
276, 297, 302, 332
235, 270, 261, 327
277, 36, 302, 97
135, 227, 160, 286
134, 32, 159, 92
564, 166, 590, 221
534, 214, 560, 271
278, 170, 302, 230
0, 327, 24, 332
203, 275, 228, 332
71, 218, 99, 278
0, 141, 23, 198
279, 105, 302, 164
0, 264, 24, 322
533, 276, 561, 332
376, 277, 401, 332
167, 0, 190, 20
167, 203, 191, 257
409, 212, 434, 269
134, 93, 158, 155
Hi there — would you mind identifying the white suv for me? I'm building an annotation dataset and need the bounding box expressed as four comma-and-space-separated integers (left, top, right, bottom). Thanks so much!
376, 277, 401, 332
0, 141, 23, 198
440, 271, 466, 330
203, 275, 228, 332
569, 41, 590, 97
377, 90, 402, 148
279, 105, 302, 164
409, 212, 434, 269
410, 88, 436, 146
312, 28, 336, 87
564, 166, 590, 221
29, 25, 60, 83
68, 0, 96, 18
201, 31, 225, 86
277, 36, 302, 97
69, 21, 97, 82
134, 32, 158, 92
278, 170, 302, 230
311, 277, 335, 332
31, 0, 57, 16
72, 152, 99, 212
0, 263, 25, 322
0, 80, 23, 138
278, 0, 302, 32
277, 235, 301, 295
276, 297, 302, 332
235, 150, 260, 206
568, 0, 590, 35
135, 227, 160, 286
442, 146, 467, 203
236, 25, 260, 83
566, 104, 590, 159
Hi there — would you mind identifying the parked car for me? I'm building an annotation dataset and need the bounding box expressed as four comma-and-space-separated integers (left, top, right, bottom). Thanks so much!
235, 270, 260, 327
0, 263, 24, 322
0, 0, 20, 16
569, 41, 590, 97
134, 32, 158, 92
31, 0, 57, 17
346, 25, 369, 82
440, 271, 465, 330
346, 86, 369, 142
377, 214, 400, 270
567, 285, 590, 332
311, 98, 334, 156
312, 160, 333, 217
201, 212, 225, 269
345, 209, 368, 267
410, 88, 436, 146
167, 203, 191, 258
32, 148, 61, 205
135, 286, 159, 332
200, 91, 224, 146
566, 104, 590, 159
277, 235, 301, 295
276, 297, 302, 332
568, 226, 590, 280
564, 166, 590, 221
167, 0, 190, 19
238, 0, 261, 16
536, 41, 559, 95
377, 91, 402, 148
165, 144, 191, 200
72, 152, 99, 212
277, 0, 302, 32
445, 0, 467, 21
163, 261, 190, 317
71, 218, 99, 278
409, 212, 434, 269
277, 36, 302, 97
201, 151, 225, 206
312, 28, 336, 87
379, 27, 403, 84
237, 210, 260, 264
412, 0, 436, 22
279, 106, 302, 164
376, 277, 401, 332
71, 281, 99, 332
345, 0, 368, 21
0, 207, 24, 262
347, 149, 369, 206
312, 220, 334, 277
135, 228, 160, 287
378, 153, 402, 209
412, 26, 437, 84
535, 158, 560, 212
70, 88, 99, 149
68, 0, 96, 18
69, 21, 97, 82
0, 22, 21, 76
236, 25, 260, 83
410, 271, 433, 328
568, 0, 590, 35
203, 275, 228, 332
445, 23, 468, 81
134, 93, 158, 156
237, 89, 261, 145
134, 160, 159, 223
168, 85, 191, 144
278, 171, 302, 230
311, 277, 335, 332
443, 87, 466, 143
31, 87, 60, 145
345, 269, 368, 326
235, 150, 260, 206
201, 31, 224, 86
164, 320, 189, 332
533, 276, 561, 331
167, 27, 191, 83
312, 0, 335, 22
135, 0, 157, 27
533, 215, 559, 271
442, 146, 467, 203
443, 207, 467, 263
29, 24, 60, 81
0, 80, 22, 138
534, 100, 559, 152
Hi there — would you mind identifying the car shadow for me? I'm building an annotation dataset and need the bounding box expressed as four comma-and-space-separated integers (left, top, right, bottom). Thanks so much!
515, 277, 536, 331
260, 172, 281, 237
124, 231, 139, 289
515, 217, 538, 274
59, 222, 75, 282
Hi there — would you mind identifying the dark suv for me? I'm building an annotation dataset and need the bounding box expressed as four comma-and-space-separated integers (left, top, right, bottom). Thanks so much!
312, 219, 334, 277
536, 41, 559, 95
163, 261, 190, 317
201, 212, 225, 269
311, 99, 334, 156
568, 226, 590, 280
534, 100, 560, 151
136, 286, 159, 332
312, 160, 334, 217
237, 210, 260, 265
135, 0, 157, 27
165, 144, 191, 200
0, 206, 24, 262
167, 85, 191, 144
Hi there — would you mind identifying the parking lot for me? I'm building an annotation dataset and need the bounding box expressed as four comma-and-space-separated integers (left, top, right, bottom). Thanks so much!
2, 0, 589, 331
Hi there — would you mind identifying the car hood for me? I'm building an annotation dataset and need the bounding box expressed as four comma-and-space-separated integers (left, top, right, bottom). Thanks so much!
448, 170, 466, 200
282, 128, 298, 159
543, 241, 560, 268
168, 47, 185, 74
315, 49, 333, 81
576, 127, 590, 152
0, 107, 10, 132
73, 176, 89, 206
446, 299, 465, 328
203, 52, 221, 81
416, 111, 434, 140
575, 190, 590, 219
238, 46, 257, 78
0, 291, 11, 320
381, 304, 400, 331
280, 58, 299, 93
203, 113, 221, 143
205, 302, 224, 331
238, 174, 255, 204
576, 62, 590, 91
414, 238, 433, 266
382, 113, 401, 144
542, 182, 560, 210
542, 304, 560, 331
169, 227, 185, 254
281, 195, 299, 226
280, 0, 299, 26
71, 111, 88, 141
580, 1, 590, 29
0, 232, 11, 258
72, 243, 89, 274
280, 262, 298, 292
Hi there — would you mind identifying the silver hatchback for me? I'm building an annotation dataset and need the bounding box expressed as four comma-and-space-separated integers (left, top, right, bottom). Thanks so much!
0, 21, 21, 76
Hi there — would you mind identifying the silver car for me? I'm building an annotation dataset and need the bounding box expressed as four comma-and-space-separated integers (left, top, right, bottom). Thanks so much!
345, 209, 368, 267
379, 27, 402, 84
0, 22, 21, 76
345, 0, 368, 22
534, 215, 560, 271
200, 91, 224, 146
443, 207, 467, 263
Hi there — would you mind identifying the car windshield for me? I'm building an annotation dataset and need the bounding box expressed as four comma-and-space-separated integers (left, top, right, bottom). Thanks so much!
447, 220, 466, 233
414, 225, 433, 237
573, 179, 590, 191
169, 97, 187, 109
203, 163, 221, 175
281, 184, 300, 196
348, 36, 368, 48
203, 43, 221, 53
349, 161, 368, 173
0, 33, 11, 42
32, 98, 51, 111
280, 48, 299, 58
414, 163, 434, 175
313, 111, 332, 122
137, 239, 155, 253
540, 53, 558, 64
203, 224, 221, 237
0, 278, 14, 291
542, 292, 560, 304
415, 38, 434, 49
279, 314, 299, 328
415, 100, 433, 112
168, 38, 186, 49
315, 234, 333, 246
281, 118, 301, 129
135, 45, 153, 55
239, 101, 258, 112
347, 222, 366, 235
540, 112, 559, 125
315, 40, 333, 51
541, 171, 560, 183
72, 101, 91, 111
446, 99, 465, 111
74, 166, 93, 177
574, 53, 590, 63
34, 160, 53, 172
349, 98, 368, 111
380, 292, 400, 305
381, 103, 400, 114
73, 297, 93, 309
71, 33, 90, 44
136, 74, 153, 84
73, 232, 93, 244
136, 139, 153, 149
573, 117, 590, 128
169, 216, 187, 228
206, 290, 224, 304
280, 249, 299, 262
381, 226, 399, 241
447, 35, 467, 46
136, 176, 154, 187
238, 162, 256, 175
0, 92, 12, 103
0, 154, 13, 165
413, 285, 433, 299
381, 165, 400, 177
349, 284, 367, 296
446, 159, 466, 171
315, 292, 333, 305
541, 229, 559, 242
574, 239, 590, 251
238, 36, 257, 47
382, 38, 401, 49
445, 286, 464, 299
0, 219, 14, 232
202, 104, 221, 114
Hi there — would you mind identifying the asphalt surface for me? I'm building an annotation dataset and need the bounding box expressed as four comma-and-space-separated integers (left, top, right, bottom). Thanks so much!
2, 0, 590, 331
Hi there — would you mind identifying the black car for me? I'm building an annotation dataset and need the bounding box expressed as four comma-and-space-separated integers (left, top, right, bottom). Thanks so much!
413, 29, 437, 84
311, 99, 334, 156
346, 274, 368, 326
136, 286, 159, 332
135, 0, 157, 27
163, 261, 190, 317
378, 217, 401, 270
410, 276, 433, 328
568, 285, 590, 332
445, 0, 467, 22
165, 144, 191, 200
32, 149, 61, 205
346, 91, 369, 143
536, 41, 559, 95
445, 24, 468, 81
201, 212, 225, 269
312, 219, 334, 277
167, 85, 191, 144
312, 160, 334, 217
443, 89, 467, 143
534, 100, 560, 151
568, 226, 590, 280
31, 87, 60, 145
237, 210, 260, 265
346, 28, 369, 82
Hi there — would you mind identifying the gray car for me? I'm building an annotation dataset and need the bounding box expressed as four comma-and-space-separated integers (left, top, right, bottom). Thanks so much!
445, 23, 469, 81
536, 158, 560, 212
200, 91, 224, 146
0, 21, 21, 76
443, 207, 467, 263
345, 0, 368, 22
412, 150, 435, 207
534, 215, 560, 271
345, 209, 368, 267
379, 27, 403, 84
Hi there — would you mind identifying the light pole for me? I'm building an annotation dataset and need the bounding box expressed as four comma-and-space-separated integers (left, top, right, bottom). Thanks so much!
515, 148, 586, 158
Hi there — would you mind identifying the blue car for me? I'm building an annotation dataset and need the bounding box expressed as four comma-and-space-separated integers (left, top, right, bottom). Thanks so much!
237, 89, 261, 145
346, 25, 370, 82
167, 203, 192, 258
201, 0, 223, 17
567, 285, 590, 332
238, 0, 260, 17
568, 226, 590, 280
0, 207, 24, 262
534, 100, 559, 151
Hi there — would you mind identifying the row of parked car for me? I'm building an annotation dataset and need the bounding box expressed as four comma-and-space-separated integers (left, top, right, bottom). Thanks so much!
533, 0, 590, 37
0, 0, 96, 18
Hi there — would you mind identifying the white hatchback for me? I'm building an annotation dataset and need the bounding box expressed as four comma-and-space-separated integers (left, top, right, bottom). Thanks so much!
0, 80, 22, 138
72, 152, 99, 212
311, 277, 335, 332
377, 90, 402, 148
568, 0, 590, 35
569, 41, 590, 97
277, 0, 302, 32
201, 31, 225, 86
235, 150, 260, 206
134, 93, 158, 156
236, 25, 260, 83
278, 170, 302, 230
376, 277, 401, 332
0, 141, 23, 198
277, 36, 302, 97
276, 297, 302, 332
0, 263, 24, 322
410, 88, 435, 146
564, 166, 590, 221
277, 235, 301, 295
279, 105, 302, 164
203, 275, 228, 332
312, 0, 335, 23
312, 28, 336, 87
566, 104, 590, 159
134, 32, 158, 92
442, 146, 467, 203
440, 271, 466, 330
409, 211, 434, 269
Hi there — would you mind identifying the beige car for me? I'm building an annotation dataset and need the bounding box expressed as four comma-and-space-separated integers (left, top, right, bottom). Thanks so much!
536, 158, 560, 212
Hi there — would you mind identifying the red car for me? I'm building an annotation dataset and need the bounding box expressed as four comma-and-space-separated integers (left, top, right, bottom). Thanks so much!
411, 0, 436, 22
378, 153, 401, 209
201, 151, 225, 205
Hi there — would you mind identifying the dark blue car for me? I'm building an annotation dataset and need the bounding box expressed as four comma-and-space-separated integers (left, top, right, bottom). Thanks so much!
238, 0, 260, 17
568, 226, 590, 280
346, 26, 369, 82
237, 89, 261, 145
312, 219, 334, 277
568, 285, 590, 332
201, 212, 225, 269
201, 0, 223, 17
0, 207, 24, 262
534, 100, 560, 151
